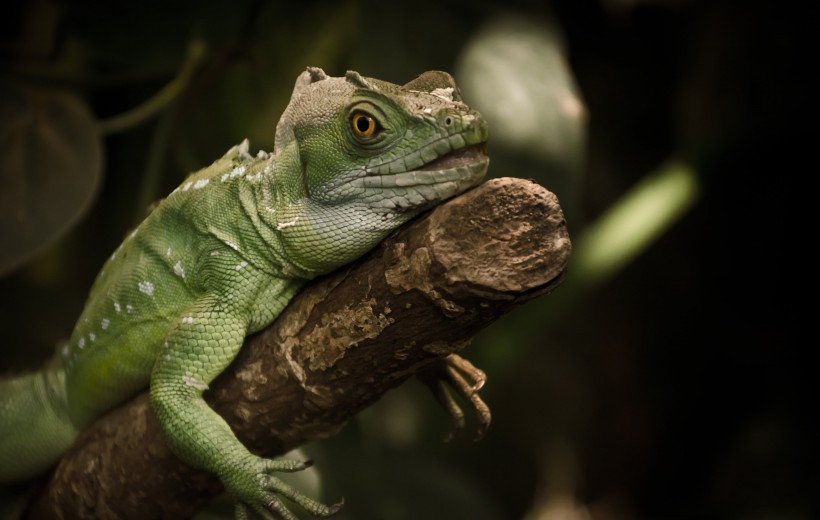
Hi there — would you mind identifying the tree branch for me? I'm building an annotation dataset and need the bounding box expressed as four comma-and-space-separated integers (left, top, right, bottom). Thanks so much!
27, 177, 571, 519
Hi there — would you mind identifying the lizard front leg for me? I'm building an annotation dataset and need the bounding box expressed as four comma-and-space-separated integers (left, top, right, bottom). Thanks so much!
149, 296, 340, 519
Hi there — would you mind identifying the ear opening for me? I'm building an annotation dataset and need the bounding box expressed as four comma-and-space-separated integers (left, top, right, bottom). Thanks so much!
271, 122, 307, 199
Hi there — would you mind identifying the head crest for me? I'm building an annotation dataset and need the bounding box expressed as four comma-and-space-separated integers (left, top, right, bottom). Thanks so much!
345, 71, 374, 90
403, 71, 462, 102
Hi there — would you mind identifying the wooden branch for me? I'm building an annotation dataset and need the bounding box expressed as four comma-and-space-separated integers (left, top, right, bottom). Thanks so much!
27, 177, 571, 519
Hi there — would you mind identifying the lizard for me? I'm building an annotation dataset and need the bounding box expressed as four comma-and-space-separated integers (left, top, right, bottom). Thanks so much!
0, 67, 489, 519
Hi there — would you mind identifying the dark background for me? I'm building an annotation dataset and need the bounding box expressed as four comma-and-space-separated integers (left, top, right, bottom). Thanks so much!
1, 1, 810, 518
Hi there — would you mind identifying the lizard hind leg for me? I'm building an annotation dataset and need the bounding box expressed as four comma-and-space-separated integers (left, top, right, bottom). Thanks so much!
0, 365, 79, 483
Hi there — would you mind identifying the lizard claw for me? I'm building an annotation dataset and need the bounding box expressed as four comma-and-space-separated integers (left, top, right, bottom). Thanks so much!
417, 352, 492, 442
227, 456, 342, 519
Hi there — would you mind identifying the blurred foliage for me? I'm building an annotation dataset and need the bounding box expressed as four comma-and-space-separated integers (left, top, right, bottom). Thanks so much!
0, 1, 810, 519
0, 82, 102, 275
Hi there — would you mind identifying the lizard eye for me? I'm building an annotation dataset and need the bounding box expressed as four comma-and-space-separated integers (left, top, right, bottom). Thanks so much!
351, 111, 380, 139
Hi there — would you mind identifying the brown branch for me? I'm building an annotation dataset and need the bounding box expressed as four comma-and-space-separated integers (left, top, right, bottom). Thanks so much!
27, 177, 571, 519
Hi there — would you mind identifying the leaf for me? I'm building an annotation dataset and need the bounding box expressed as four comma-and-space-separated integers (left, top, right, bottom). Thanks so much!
0, 82, 103, 275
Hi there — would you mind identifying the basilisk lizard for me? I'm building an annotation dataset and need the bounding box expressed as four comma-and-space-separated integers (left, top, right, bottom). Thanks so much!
0, 67, 489, 518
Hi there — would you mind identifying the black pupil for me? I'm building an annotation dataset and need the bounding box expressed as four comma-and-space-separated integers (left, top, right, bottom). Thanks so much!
356, 115, 371, 133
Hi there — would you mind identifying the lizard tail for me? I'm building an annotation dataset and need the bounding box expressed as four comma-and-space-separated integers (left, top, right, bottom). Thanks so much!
0, 363, 79, 483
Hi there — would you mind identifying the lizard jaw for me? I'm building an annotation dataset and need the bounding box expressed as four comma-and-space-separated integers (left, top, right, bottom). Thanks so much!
318, 132, 489, 210
355, 144, 489, 191
350, 146, 489, 214
417, 143, 488, 172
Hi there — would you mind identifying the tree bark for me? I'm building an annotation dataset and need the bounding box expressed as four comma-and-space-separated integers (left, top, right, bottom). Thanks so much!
26, 177, 571, 519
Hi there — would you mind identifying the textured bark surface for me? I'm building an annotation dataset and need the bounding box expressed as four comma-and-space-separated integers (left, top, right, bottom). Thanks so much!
26, 177, 571, 519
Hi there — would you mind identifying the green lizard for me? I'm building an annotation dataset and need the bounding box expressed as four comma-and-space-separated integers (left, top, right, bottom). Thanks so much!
0, 67, 489, 518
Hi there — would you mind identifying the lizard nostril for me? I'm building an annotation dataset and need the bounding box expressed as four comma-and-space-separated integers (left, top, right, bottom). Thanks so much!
444, 116, 454, 127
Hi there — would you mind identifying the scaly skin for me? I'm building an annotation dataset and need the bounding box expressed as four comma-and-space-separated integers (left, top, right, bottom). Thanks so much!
0, 67, 489, 518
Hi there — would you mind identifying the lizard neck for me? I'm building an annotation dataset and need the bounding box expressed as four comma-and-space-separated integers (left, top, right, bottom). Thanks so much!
242, 156, 319, 281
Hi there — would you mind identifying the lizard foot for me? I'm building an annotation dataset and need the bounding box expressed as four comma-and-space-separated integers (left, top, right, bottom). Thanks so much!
417, 352, 492, 442
228, 456, 343, 520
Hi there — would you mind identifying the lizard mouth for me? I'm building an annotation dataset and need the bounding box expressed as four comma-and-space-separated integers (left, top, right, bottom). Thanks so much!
338, 141, 489, 201
418, 143, 488, 172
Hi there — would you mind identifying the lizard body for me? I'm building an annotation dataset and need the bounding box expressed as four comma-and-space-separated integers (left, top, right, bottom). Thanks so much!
0, 67, 489, 518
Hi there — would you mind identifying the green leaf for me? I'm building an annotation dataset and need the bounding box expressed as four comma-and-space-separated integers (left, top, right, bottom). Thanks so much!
0, 82, 103, 275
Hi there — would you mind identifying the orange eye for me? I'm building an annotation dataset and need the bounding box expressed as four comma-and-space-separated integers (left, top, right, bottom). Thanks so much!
351, 112, 377, 138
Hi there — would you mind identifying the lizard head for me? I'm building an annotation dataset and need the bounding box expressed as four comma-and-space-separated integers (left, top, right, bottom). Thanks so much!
271, 67, 489, 276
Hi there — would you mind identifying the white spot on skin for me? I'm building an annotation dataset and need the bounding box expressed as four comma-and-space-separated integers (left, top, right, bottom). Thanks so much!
126, 304, 134, 313
62, 345, 69, 357
114, 302, 122, 313
222, 166, 246, 182
138, 280, 155, 296
173, 261, 185, 278
276, 217, 299, 230
78, 337, 85, 349
101, 318, 110, 330
182, 316, 194, 324
166, 247, 172, 257
235, 261, 248, 271
164, 354, 171, 361
193, 179, 210, 189
225, 241, 241, 252
89, 332, 96, 342
163, 341, 170, 349
431, 87, 455, 101
423, 107, 433, 115
182, 375, 209, 391
182, 182, 193, 192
